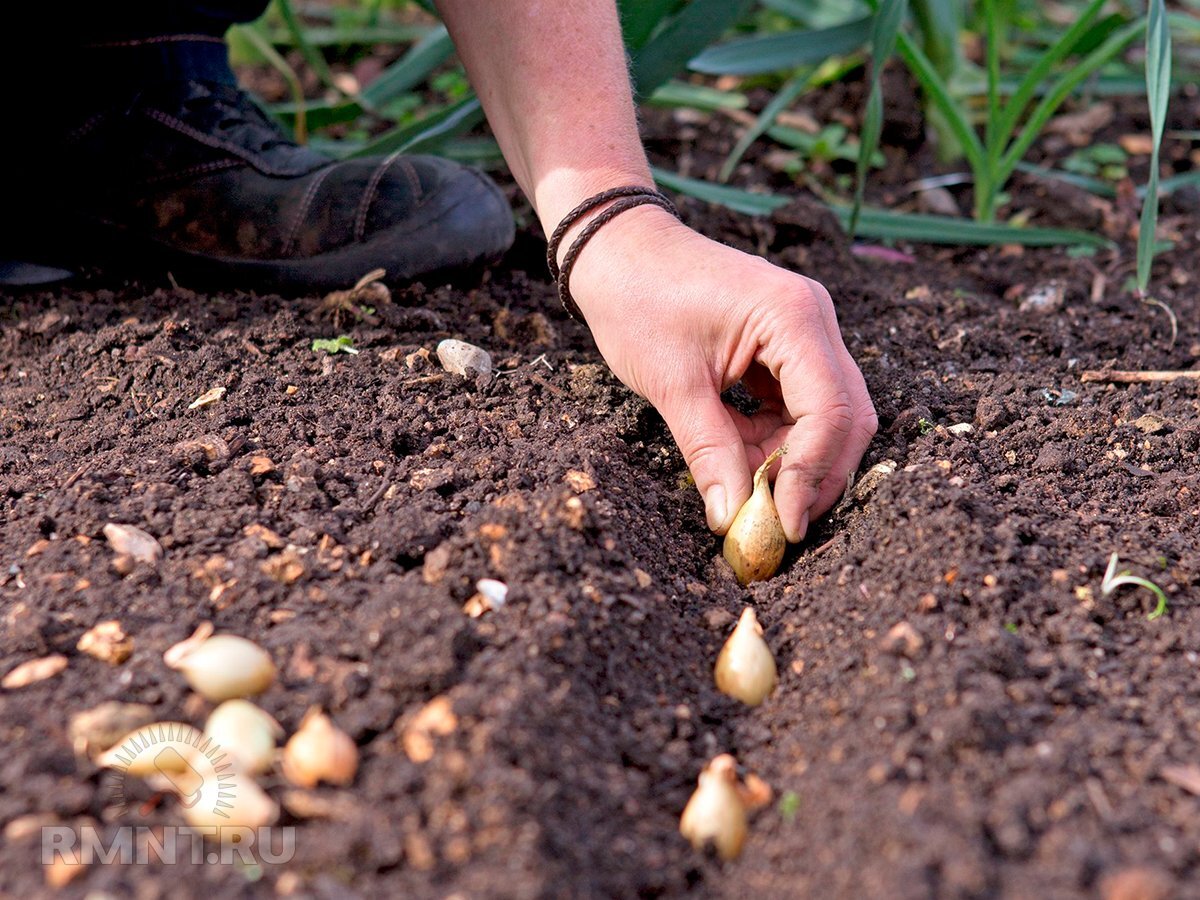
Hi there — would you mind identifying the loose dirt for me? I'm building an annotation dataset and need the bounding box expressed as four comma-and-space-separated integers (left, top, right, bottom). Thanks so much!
1, 103, 1198, 899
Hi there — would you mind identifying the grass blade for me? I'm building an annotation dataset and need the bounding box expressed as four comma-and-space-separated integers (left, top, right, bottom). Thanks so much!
1137, 0, 1171, 294
230, 24, 309, 143
650, 167, 791, 216
896, 33, 986, 175
851, 0, 907, 235
998, 19, 1145, 185
720, 73, 811, 182
650, 167, 1110, 249
350, 95, 483, 158
646, 81, 748, 111
273, 0, 339, 92
632, 0, 751, 95
832, 205, 1112, 247
360, 25, 456, 109
993, 0, 1107, 149
689, 16, 873, 76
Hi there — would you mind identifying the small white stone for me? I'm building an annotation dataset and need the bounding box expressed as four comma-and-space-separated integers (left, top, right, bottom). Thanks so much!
947, 423, 974, 435
436, 339, 492, 381
1018, 282, 1065, 313
476, 579, 508, 609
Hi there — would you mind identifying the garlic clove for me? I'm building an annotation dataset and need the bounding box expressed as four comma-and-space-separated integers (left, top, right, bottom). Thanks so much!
282, 707, 358, 788
204, 700, 283, 775
163, 625, 275, 702
680, 754, 748, 860
722, 447, 788, 585
714, 608, 778, 706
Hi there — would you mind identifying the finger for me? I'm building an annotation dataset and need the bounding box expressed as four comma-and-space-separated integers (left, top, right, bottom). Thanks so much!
807, 355, 878, 517
660, 387, 753, 534
772, 353, 856, 542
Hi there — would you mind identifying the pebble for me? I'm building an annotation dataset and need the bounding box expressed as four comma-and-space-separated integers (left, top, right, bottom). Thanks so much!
948, 422, 974, 436
1018, 282, 1065, 313
436, 339, 492, 381
102, 523, 163, 565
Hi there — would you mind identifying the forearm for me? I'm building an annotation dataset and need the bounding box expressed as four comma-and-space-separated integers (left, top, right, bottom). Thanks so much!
436, 0, 654, 236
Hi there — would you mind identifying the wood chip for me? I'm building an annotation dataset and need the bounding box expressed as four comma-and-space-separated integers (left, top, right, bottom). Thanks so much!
1080, 369, 1200, 384
3, 654, 68, 689
244, 523, 286, 549
564, 470, 596, 493
247, 456, 275, 475
401, 697, 459, 763
102, 523, 163, 565
261, 551, 305, 585
77, 621, 134, 665
188, 386, 226, 409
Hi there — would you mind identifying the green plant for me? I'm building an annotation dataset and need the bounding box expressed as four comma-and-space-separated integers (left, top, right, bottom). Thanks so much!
777, 790, 801, 822
891, 0, 1147, 222
1101, 552, 1168, 620
1136, 0, 1176, 342
312, 335, 360, 355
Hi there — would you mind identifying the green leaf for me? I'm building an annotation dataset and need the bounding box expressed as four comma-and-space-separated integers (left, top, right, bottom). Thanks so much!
361, 26, 456, 109
689, 16, 872, 75
992, 0, 1108, 166
830, 205, 1113, 247
264, 23, 433, 47
646, 80, 749, 111
632, 0, 751, 95
351, 96, 484, 158
312, 335, 360, 355
851, 0, 906, 235
273, 0, 340, 94
1137, 0, 1171, 294
649, 167, 791, 216
619, 0, 680, 51
997, 20, 1145, 186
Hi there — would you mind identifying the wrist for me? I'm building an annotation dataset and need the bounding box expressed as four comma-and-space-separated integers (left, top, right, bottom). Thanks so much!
561, 203, 691, 321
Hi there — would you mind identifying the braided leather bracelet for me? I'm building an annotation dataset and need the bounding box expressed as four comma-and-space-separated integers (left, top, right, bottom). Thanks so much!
546, 185, 679, 322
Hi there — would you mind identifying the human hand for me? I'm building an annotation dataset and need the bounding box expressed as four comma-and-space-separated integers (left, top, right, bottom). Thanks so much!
565, 206, 877, 541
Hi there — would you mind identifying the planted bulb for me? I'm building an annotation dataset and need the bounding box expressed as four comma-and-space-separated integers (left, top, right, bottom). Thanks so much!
680, 754, 748, 860
163, 624, 275, 702
722, 447, 787, 585
714, 608, 778, 706
204, 700, 283, 775
182, 769, 279, 834
282, 707, 358, 788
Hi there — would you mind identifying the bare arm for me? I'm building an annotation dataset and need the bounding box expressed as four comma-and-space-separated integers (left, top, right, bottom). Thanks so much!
438, 0, 877, 539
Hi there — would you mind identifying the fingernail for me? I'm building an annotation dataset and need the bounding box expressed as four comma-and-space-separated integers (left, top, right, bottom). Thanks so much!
705, 485, 728, 533
785, 510, 809, 544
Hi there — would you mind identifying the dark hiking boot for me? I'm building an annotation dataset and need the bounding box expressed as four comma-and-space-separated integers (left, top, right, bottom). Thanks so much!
19, 78, 514, 292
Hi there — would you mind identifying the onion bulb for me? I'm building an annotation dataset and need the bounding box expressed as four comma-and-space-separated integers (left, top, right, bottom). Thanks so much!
722, 447, 787, 585
679, 754, 748, 860
282, 707, 358, 788
163, 624, 275, 702
204, 700, 283, 775
714, 607, 778, 706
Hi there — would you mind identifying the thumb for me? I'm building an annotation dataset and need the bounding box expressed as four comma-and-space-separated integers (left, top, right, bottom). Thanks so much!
659, 387, 752, 534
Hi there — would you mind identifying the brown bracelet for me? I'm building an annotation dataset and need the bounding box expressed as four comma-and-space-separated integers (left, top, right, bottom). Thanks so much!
546, 185, 679, 322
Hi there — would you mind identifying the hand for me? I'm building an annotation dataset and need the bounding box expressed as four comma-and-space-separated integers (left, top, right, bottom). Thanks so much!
566, 206, 878, 541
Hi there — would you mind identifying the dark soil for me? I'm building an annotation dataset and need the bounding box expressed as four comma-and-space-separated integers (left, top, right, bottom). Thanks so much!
2, 90, 1199, 899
